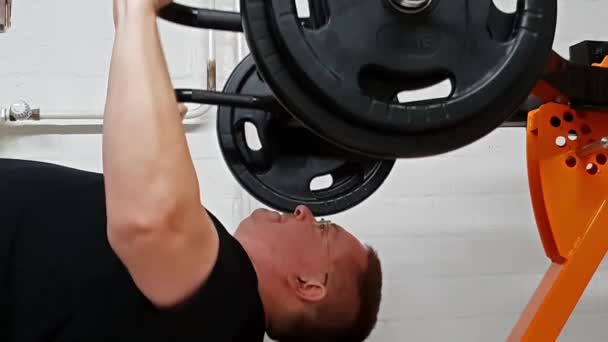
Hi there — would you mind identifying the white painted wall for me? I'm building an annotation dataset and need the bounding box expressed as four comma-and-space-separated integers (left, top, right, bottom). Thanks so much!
1, 1, 607, 341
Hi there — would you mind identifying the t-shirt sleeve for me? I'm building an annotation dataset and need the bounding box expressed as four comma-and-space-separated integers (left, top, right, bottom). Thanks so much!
0, 159, 264, 341
152, 212, 266, 341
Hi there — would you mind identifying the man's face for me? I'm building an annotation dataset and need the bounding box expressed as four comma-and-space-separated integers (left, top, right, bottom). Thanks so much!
239, 205, 369, 304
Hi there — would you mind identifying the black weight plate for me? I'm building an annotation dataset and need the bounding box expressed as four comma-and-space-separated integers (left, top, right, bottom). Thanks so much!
270, 0, 556, 132
241, 0, 557, 158
217, 55, 396, 216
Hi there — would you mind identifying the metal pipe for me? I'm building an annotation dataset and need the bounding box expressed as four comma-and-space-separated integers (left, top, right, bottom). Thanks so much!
0, 3, 237, 126
0, 100, 210, 124
0, 0, 11, 33
207, 0, 217, 91
234, 0, 244, 59
577, 137, 608, 158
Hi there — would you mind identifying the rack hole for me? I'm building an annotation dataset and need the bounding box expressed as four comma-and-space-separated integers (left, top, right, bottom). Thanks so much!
581, 124, 592, 135
568, 130, 578, 141
550, 117, 561, 127
587, 163, 599, 175
597, 154, 607, 165
565, 156, 577, 168
563, 112, 574, 122
555, 136, 567, 147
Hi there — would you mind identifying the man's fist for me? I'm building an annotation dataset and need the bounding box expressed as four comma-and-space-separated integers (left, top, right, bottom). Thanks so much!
113, 0, 173, 27
151, 0, 173, 11
113, 0, 173, 16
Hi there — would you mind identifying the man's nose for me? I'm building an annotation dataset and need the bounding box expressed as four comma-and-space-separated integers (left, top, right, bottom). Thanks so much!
294, 205, 314, 219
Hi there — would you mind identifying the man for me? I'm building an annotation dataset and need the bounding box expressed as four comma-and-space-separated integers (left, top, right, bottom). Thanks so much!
0, 0, 383, 341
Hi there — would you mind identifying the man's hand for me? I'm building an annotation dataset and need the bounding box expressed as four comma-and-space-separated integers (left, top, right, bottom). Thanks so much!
114, 0, 172, 12
150, 0, 173, 11
113, 0, 173, 27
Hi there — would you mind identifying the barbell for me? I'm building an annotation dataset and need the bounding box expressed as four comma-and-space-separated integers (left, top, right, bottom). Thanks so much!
158, 1, 608, 215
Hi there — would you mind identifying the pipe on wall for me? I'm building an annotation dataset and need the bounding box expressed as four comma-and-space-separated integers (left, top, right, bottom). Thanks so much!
1, 0, 221, 127
0, 0, 11, 33
0, 100, 211, 126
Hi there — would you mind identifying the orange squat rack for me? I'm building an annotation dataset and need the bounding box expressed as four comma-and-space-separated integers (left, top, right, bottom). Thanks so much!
508, 57, 608, 341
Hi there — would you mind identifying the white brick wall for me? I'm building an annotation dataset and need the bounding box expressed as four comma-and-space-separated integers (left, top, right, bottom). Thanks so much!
1, 1, 606, 341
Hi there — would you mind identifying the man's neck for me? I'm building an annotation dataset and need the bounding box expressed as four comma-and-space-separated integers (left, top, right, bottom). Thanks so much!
235, 234, 281, 332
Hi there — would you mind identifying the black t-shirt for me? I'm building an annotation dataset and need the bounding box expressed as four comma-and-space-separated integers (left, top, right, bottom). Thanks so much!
0, 158, 265, 342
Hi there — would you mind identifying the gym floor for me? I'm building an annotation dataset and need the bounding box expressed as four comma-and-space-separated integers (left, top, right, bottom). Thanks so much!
1, 0, 606, 341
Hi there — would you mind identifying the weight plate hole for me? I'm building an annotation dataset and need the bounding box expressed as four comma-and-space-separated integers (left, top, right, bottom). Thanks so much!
492, 0, 517, 14
581, 124, 592, 135
568, 130, 578, 141
587, 163, 599, 175
563, 112, 574, 122
550, 117, 561, 127
295, 0, 310, 18
244, 121, 263, 151
296, 0, 329, 29
310, 174, 334, 192
565, 156, 577, 168
555, 136, 567, 148
396, 78, 453, 104
597, 154, 607, 165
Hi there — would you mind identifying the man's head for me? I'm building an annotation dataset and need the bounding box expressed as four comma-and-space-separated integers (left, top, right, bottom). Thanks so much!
235, 205, 382, 342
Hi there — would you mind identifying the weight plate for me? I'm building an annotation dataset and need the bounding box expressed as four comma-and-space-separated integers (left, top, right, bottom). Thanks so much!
217, 56, 396, 215
241, 0, 557, 158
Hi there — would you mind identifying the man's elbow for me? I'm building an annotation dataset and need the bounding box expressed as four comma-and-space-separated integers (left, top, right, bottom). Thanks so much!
107, 195, 185, 244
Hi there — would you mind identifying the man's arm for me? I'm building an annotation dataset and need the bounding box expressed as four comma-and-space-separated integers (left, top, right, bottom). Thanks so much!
103, 0, 219, 309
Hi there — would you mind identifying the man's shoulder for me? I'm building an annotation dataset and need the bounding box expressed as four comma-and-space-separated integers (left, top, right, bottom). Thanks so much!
157, 210, 266, 340
205, 210, 261, 302
0, 159, 104, 199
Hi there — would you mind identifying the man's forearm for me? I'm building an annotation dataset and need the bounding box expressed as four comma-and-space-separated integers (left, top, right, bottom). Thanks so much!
103, 3, 200, 226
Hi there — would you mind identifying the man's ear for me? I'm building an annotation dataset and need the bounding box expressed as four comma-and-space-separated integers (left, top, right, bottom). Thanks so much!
287, 274, 327, 302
